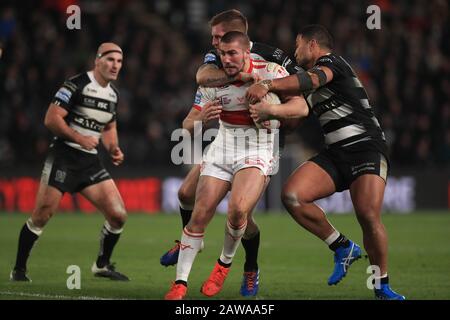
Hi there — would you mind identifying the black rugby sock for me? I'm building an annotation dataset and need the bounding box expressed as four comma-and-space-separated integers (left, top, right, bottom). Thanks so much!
96, 224, 121, 268
329, 234, 350, 251
14, 223, 39, 270
180, 206, 193, 228
241, 231, 260, 272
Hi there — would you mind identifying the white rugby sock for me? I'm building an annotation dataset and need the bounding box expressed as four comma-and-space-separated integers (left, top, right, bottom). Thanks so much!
324, 230, 340, 246
176, 227, 204, 282
219, 220, 247, 265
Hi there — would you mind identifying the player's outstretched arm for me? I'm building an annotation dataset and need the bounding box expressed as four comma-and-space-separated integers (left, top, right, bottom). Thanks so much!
102, 121, 124, 166
196, 64, 259, 87
246, 66, 334, 103
249, 95, 309, 123
44, 103, 98, 150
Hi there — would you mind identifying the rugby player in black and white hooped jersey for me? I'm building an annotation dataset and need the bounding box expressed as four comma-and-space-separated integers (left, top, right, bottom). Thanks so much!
10, 43, 130, 282
247, 25, 405, 300
159, 9, 303, 298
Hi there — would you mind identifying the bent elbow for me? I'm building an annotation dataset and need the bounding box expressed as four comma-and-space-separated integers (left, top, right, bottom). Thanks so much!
44, 115, 53, 129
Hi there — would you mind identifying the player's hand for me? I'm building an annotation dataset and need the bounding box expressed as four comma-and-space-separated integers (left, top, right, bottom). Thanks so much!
200, 99, 222, 124
78, 135, 99, 151
237, 72, 261, 83
249, 100, 272, 123
110, 146, 124, 166
246, 82, 269, 104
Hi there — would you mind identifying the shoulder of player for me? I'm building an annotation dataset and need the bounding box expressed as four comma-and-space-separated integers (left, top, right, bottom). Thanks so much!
315, 53, 340, 66
253, 60, 287, 75
67, 72, 90, 87
110, 82, 120, 97
251, 41, 279, 55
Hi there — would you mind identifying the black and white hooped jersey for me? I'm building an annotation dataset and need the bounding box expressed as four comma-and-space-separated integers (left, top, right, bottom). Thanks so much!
203, 41, 303, 75
51, 71, 119, 154
306, 53, 387, 155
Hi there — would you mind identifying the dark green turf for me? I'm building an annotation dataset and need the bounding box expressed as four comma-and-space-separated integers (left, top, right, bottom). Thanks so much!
1, 211, 449, 299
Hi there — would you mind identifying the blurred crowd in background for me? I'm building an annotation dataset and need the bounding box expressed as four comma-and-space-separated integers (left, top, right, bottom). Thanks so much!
0, 0, 449, 170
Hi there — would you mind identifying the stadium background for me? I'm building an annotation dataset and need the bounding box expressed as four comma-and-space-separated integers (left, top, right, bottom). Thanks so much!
0, 0, 449, 300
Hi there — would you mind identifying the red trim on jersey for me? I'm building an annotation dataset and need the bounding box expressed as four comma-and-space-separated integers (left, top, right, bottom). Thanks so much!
193, 104, 202, 111
244, 59, 254, 73
220, 109, 254, 125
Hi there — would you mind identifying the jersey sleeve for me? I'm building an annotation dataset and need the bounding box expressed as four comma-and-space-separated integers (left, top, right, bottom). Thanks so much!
313, 55, 342, 78
201, 49, 223, 68
192, 86, 216, 111
51, 79, 78, 110
265, 63, 290, 81
251, 42, 303, 75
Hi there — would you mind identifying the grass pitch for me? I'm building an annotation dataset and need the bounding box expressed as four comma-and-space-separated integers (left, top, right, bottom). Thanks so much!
0, 211, 449, 300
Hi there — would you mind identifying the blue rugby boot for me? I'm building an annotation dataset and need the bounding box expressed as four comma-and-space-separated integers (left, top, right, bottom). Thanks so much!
375, 283, 406, 300
160, 239, 204, 266
160, 240, 181, 267
240, 270, 259, 297
328, 240, 362, 285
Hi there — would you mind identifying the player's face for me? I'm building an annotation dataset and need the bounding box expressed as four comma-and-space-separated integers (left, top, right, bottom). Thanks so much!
96, 52, 123, 81
295, 35, 314, 68
211, 23, 229, 49
219, 41, 249, 77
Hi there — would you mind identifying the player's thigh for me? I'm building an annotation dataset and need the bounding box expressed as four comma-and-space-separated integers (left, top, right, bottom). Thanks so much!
31, 182, 64, 226
282, 161, 336, 204
80, 179, 126, 219
190, 175, 230, 225
229, 167, 267, 219
349, 174, 386, 222
178, 164, 201, 203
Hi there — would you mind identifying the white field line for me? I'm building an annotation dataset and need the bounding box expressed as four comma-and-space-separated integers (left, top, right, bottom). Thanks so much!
0, 290, 131, 300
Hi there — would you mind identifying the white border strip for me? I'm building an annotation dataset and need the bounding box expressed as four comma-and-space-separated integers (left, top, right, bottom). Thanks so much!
0, 291, 130, 300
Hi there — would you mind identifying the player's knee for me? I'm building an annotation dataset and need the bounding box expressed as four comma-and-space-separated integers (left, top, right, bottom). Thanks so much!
281, 189, 301, 209
178, 184, 195, 206
228, 203, 248, 226
354, 202, 381, 223
281, 186, 312, 209
107, 205, 127, 229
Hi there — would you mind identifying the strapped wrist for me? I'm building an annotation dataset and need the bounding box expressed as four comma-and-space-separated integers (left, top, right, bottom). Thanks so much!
258, 79, 273, 91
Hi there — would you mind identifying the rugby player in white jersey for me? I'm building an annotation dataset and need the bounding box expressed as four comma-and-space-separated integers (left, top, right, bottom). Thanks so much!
160, 9, 302, 297
165, 31, 308, 300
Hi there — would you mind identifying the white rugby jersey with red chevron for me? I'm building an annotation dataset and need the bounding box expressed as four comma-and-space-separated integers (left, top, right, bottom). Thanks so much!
193, 59, 289, 127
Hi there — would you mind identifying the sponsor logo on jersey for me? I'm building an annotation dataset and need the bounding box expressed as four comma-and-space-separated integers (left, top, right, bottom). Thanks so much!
55, 87, 72, 103
55, 170, 66, 183
194, 91, 202, 104
97, 101, 108, 110
318, 57, 333, 64
203, 53, 217, 63
219, 96, 231, 105
73, 116, 103, 131
273, 48, 284, 60
84, 97, 96, 107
